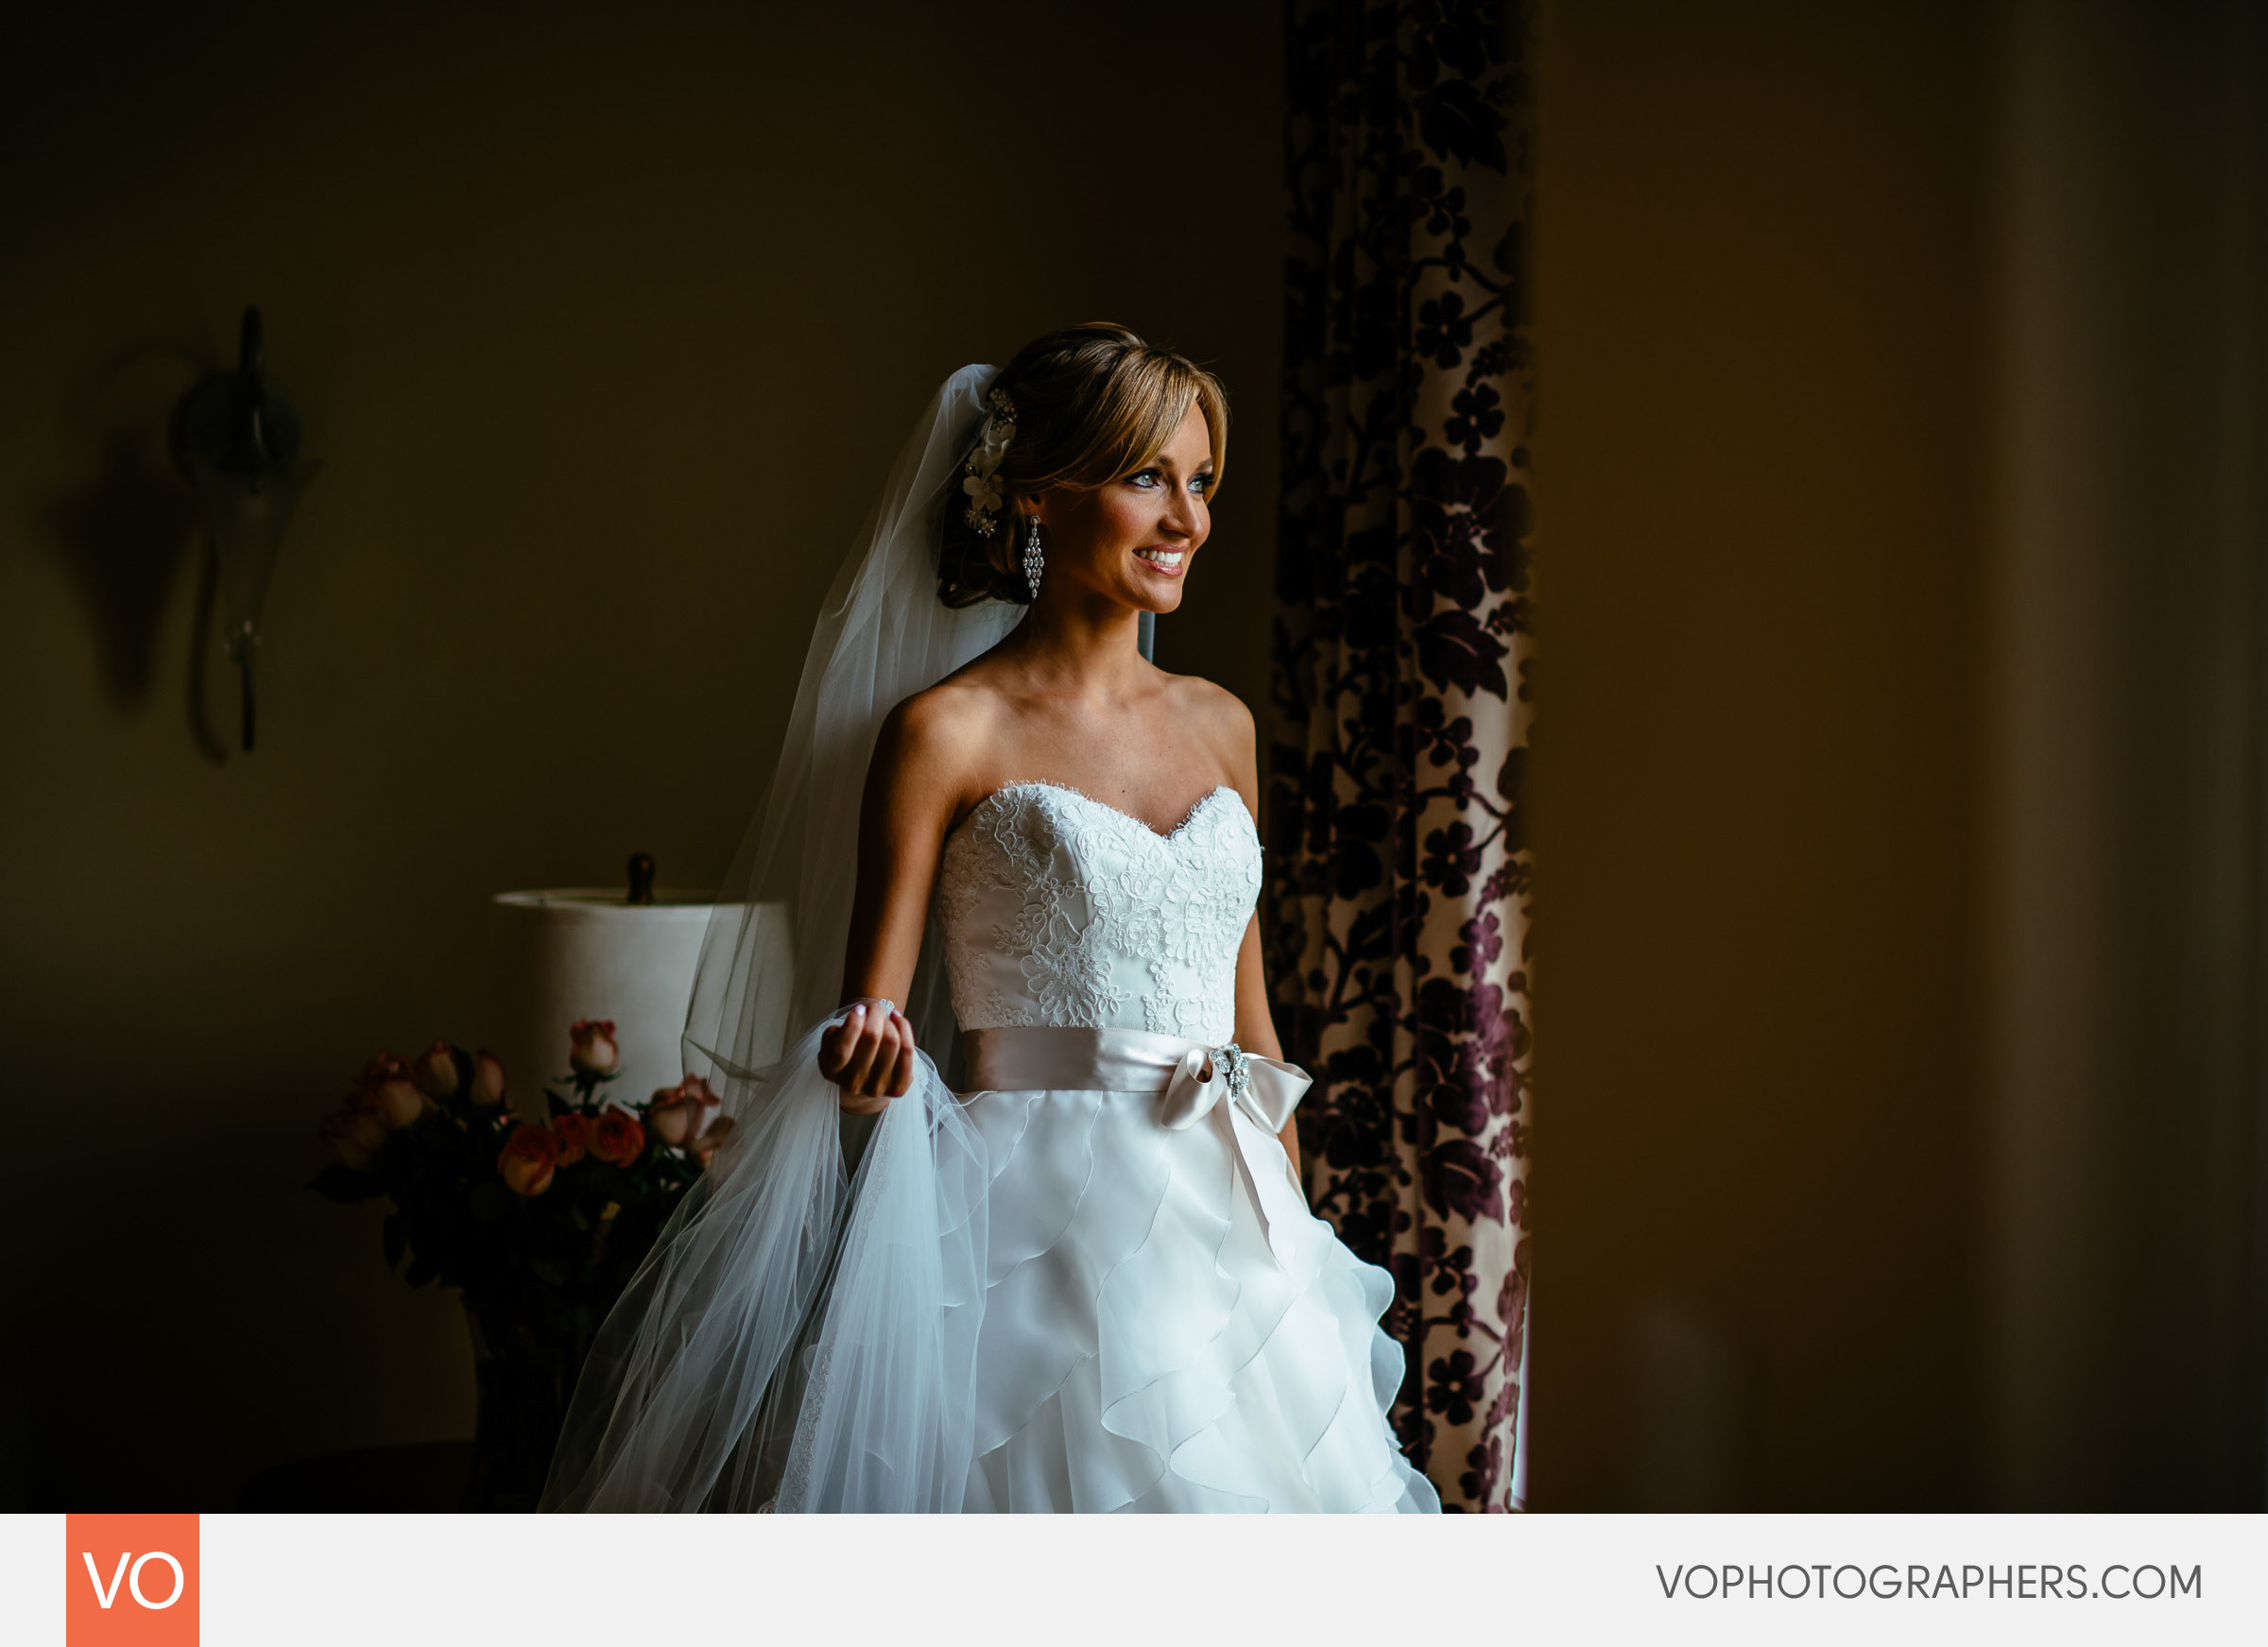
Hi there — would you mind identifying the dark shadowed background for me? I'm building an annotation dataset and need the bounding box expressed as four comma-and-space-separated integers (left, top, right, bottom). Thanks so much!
0, 0, 1286, 1508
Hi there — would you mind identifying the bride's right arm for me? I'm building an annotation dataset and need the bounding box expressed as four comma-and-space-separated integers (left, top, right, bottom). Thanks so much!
817, 689, 986, 1111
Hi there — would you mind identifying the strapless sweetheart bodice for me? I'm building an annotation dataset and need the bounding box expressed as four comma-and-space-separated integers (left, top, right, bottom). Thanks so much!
934, 781, 1263, 1046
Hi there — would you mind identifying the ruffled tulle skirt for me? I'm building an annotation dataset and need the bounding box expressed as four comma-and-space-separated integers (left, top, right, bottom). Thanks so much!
542, 1020, 1438, 1514
956, 1079, 1434, 1513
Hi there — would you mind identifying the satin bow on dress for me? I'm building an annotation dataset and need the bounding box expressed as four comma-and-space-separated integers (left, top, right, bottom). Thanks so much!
1155, 1039, 1308, 1135
964, 1026, 1307, 1131
960, 1024, 1311, 1208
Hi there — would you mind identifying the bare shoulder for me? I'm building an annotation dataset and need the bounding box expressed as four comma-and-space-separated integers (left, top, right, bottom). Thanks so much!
1156, 670, 1258, 784
869, 676, 1005, 809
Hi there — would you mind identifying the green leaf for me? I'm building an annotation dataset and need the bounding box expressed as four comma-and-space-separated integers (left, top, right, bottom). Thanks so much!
308, 1163, 385, 1204
530, 1257, 569, 1288
382, 1213, 408, 1272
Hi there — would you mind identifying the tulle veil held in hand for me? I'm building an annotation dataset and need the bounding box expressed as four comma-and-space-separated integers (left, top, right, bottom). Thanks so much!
541, 368, 1021, 1511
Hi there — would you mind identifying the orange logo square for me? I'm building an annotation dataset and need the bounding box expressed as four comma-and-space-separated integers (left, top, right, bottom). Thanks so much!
65, 1515, 198, 1646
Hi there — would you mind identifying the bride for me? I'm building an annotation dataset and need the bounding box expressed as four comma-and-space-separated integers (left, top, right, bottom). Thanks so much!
542, 324, 1439, 1514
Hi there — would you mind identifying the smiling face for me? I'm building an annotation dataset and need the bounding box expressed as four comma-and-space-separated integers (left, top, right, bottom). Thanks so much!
1024, 403, 1214, 615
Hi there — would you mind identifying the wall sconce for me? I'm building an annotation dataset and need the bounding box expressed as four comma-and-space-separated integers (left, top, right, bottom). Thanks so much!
176, 306, 318, 752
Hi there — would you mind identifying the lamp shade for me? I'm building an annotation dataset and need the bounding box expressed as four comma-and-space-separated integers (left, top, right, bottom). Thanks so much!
486, 891, 791, 1122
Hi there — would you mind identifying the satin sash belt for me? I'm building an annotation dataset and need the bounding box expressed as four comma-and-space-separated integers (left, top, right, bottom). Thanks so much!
962, 1026, 1310, 1135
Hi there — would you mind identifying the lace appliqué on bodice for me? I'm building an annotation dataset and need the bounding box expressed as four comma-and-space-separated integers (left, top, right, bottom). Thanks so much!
935, 783, 1263, 1046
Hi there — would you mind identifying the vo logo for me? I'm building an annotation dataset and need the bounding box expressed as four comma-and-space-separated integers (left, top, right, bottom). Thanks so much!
66, 1515, 198, 1645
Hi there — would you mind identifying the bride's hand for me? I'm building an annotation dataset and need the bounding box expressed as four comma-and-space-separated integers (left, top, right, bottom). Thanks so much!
818, 999, 916, 1112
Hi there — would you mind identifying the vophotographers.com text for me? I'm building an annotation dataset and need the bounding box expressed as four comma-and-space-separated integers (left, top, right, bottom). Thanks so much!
1656, 1562, 2203, 1602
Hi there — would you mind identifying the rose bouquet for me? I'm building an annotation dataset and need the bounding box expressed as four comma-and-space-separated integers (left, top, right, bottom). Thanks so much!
312, 1019, 732, 1508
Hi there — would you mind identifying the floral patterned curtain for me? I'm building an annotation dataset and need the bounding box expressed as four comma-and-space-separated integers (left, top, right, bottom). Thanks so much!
1268, 0, 1533, 1513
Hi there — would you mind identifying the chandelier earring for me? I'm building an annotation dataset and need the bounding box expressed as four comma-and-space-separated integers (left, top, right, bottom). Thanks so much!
1022, 517, 1044, 599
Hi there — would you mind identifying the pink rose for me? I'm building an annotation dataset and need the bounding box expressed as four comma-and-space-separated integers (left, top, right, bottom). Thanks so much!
498, 1124, 559, 1196
469, 1051, 507, 1107
589, 1105, 646, 1165
372, 1077, 427, 1129
550, 1111, 591, 1167
689, 1115, 734, 1168
569, 1020, 620, 1076
645, 1072, 721, 1149
413, 1039, 462, 1099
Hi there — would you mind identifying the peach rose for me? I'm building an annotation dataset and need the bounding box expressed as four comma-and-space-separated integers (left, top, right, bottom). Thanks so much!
569, 1020, 620, 1076
413, 1038, 462, 1099
469, 1050, 507, 1107
549, 1111, 591, 1167
372, 1076, 427, 1129
498, 1124, 559, 1196
689, 1114, 734, 1168
589, 1105, 645, 1165
645, 1073, 721, 1149
644, 1092, 694, 1148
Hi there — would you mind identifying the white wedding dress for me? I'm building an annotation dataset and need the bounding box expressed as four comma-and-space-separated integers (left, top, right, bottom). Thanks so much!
936, 781, 1435, 1512
541, 363, 1438, 1515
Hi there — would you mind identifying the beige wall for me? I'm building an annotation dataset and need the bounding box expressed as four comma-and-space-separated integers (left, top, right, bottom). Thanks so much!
1531, 0, 1997, 1507
0, 0, 1282, 1506
1535, 0, 2263, 1513
1986, 0, 2266, 1509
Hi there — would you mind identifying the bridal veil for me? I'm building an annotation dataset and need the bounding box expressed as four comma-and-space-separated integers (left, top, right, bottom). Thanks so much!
541, 367, 1019, 1511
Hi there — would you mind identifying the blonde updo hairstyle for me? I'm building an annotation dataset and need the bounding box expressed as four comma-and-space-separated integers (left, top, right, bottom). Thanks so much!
937, 322, 1228, 609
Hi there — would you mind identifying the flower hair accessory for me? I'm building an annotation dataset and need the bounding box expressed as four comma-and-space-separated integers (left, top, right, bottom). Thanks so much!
960, 385, 1017, 537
